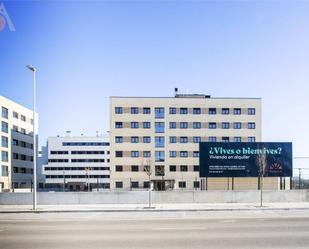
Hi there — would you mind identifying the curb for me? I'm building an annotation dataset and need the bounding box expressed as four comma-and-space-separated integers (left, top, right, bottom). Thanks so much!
1, 207, 309, 214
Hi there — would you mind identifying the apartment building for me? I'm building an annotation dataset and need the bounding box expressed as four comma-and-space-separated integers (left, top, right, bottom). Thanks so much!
110, 93, 281, 191
0, 96, 37, 191
42, 132, 110, 191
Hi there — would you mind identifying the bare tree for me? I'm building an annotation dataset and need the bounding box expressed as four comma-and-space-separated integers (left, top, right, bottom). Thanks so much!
142, 158, 153, 208
257, 152, 267, 207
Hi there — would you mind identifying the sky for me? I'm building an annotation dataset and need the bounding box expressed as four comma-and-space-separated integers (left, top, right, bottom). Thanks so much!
1, 0, 309, 175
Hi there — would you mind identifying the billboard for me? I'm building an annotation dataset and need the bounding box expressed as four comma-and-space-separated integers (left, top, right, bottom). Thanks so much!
199, 142, 292, 177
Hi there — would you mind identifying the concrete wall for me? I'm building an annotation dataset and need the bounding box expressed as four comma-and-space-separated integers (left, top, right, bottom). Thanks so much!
1, 190, 309, 205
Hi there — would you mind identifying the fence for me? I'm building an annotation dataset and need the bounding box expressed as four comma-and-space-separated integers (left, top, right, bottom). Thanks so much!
1, 190, 309, 205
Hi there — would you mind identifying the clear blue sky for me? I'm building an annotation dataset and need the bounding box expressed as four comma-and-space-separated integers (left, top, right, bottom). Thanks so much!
1, 1, 309, 173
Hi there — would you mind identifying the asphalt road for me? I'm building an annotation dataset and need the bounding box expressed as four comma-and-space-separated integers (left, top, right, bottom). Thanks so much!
1, 212, 309, 249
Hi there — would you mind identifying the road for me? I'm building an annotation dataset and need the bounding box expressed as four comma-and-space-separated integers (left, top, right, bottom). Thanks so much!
1, 211, 309, 249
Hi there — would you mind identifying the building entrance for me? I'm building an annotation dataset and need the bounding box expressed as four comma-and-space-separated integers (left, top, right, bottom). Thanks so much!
153, 180, 175, 191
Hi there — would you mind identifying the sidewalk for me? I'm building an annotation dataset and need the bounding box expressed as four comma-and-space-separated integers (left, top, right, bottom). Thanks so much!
1, 202, 309, 213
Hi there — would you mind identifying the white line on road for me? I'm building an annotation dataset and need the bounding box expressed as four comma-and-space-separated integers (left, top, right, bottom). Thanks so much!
151, 227, 206, 231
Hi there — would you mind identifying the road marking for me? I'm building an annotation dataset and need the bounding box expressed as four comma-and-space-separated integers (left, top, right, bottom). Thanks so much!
219, 219, 236, 223
151, 227, 206, 231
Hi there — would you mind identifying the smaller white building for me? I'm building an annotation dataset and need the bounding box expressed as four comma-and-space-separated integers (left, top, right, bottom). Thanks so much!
42, 132, 110, 191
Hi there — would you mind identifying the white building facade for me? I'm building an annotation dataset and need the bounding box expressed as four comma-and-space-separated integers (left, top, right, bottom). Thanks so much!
110, 93, 283, 191
0, 96, 37, 191
42, 133, 110, 191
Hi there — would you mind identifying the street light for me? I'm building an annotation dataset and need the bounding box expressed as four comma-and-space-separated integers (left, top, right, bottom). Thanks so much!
26, 65, 37, 210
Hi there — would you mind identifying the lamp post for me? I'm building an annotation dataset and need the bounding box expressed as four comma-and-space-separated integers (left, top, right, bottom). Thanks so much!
26, 65, 37, 210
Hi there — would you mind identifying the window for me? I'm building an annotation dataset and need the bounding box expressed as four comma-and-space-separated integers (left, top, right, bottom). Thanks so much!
13, 125, 18, 132
234, 137, 241, 142
193, 122, 201, 129
169, 151, 177, 158
194, 181, 200, 188
115, 107, 123, 114
169, 136, 176, 143
143, 181, 150, 188
169, 122, 176, 129
155, 136, 165, 148
209, 122, 216, 129
13, 111, 18, 118
180, 137, 188, 143
248, 122, 256, 129
115, 181, 123, 188
143, 165, 150, 172
115, 151, 123, 157
194, 165, 199, 172
155, 151, 165, 162
143, 151, 151, 158
20, 128, 26, 134
115, 122, 123, 128
1, 121, 8, 133
180, 108, 188, 114
131, 165, 139, 172
131, 122, 139, 128
193, 108, 201, 114
169, 165, 176, 172
115, 165, 123, 172
179, 181, 186, 188
131, 107, 139, 114
222, 108, 229, 115
209, 136, 217, 142
143, 122, 151, 129
131, 151, 139, 158
193, 151, 199, 157
180, 151, 188, 157
2, 136, 8, 148
115, 136, 123, 143
234, 108, 241, 115
193, 136, 201, 143
1, 165, 8, 177
222, 122, 230, 129
143, 107, 151, 114
222, 137, 230, 142
1, 151, 8, 162
209, 108, 216, 115
52, 150, 69, 155
248, 137, 256, 142
169, 107, 176, 114
21, 115, 26, 122
180, 122, 188, 129
1, 107, 8, 119
155, 165, 165, 176
143, 136, 151, 143
155, 122, 165, 133
131, 181, 139, 188
234, 122, 241, 129
180, 165, 188, 172
248, 108, 256, 115
155, 107, 164, 119
13, 139, 18, 146
131, 136, 139, 143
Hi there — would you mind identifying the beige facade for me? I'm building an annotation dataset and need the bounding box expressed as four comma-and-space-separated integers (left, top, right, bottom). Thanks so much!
110, 94, 281, 191
0, 96, 36, 191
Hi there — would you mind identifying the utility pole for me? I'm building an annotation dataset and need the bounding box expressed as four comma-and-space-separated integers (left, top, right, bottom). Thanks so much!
26, 65, 37, 210
63, 170, 65, 192
298, 168, 302, 189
